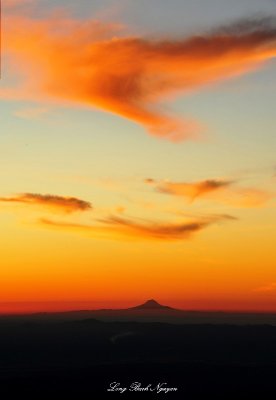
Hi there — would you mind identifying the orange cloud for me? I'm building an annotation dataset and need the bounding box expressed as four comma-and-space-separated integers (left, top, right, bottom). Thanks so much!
3, 15, 276, 140
39, 214, 231, 241
156, 179, 233, 201
0, 193, 92, 214
149, 178, 272, 207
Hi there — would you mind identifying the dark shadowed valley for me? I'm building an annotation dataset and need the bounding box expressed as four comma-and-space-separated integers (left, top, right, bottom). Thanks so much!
0, 300, 276, 397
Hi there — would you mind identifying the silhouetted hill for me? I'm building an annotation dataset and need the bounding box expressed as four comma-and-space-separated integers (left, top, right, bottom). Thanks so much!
2, 299, 276, 325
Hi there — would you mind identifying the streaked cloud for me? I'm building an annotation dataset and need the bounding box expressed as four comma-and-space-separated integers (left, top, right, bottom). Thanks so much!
147, 177, 272, 207
3, 14, 276, 140
39, 213, 232, 241
0, 193, 92, 214
253, 282, 276, 293
156, 179, 233, 201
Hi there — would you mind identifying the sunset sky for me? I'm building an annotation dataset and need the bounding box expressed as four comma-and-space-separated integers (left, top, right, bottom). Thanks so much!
0, 0, 276, 313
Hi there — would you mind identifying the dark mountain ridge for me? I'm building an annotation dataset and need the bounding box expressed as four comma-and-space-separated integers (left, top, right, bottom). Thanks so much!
1, 299, 276, 325
127, 298, 175, 310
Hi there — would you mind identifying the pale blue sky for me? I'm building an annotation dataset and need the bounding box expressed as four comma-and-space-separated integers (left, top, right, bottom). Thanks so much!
1, 0, 275, 217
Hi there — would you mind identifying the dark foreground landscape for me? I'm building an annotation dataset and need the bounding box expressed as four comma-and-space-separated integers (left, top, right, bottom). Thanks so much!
1, 300, 276, 398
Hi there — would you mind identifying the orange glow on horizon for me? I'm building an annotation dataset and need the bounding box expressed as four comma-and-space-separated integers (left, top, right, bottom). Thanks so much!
1, 6, 276, 315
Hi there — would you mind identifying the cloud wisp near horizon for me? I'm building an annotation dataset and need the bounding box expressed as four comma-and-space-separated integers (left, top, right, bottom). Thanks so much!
3, 13, 276, 140
39, 213, 232, 242
0, 193, 92, 214
253, 282, 276, 293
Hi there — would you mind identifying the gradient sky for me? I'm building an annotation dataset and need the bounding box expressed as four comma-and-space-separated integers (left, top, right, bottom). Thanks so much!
0, 0, 276, 312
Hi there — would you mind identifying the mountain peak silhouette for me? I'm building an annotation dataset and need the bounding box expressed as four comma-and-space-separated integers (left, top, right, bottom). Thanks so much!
129, 299, 173, 310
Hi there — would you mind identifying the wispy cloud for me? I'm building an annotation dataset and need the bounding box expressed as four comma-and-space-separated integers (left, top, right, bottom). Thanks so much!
39, 213, 232, 241
147, 178, 272, 207
253, 282, 276, 293
3, 14, 276, 140
229, 187, 272, 207
0, 193, 92, 214
156, 179, 233, 201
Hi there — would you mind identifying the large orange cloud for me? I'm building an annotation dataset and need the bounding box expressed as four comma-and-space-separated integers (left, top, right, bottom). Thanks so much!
3, 14, 276, 140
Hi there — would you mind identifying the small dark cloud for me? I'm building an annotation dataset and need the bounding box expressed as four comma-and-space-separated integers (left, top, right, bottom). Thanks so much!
212, 213, 239, 221
144, 178, 156, 184
0, 193, 92, 213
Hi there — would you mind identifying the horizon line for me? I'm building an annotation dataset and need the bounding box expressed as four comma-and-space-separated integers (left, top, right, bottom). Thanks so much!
1, 300, 276, 315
